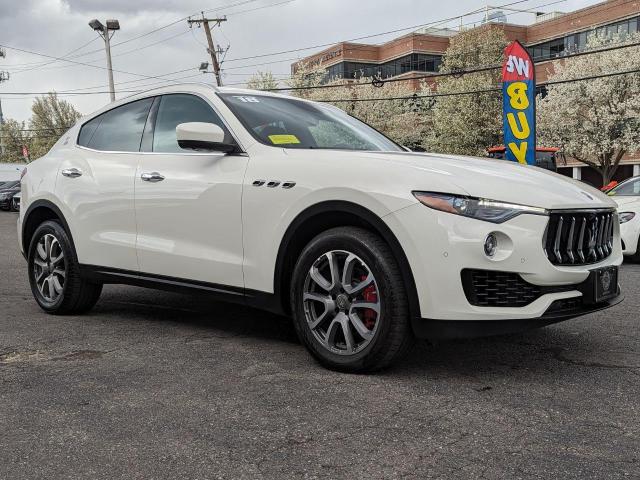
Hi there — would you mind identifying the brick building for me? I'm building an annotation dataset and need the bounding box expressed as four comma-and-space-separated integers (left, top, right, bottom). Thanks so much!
293, 0, 640, 186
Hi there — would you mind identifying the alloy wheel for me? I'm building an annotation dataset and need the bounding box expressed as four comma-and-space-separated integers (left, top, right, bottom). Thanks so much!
33, 233, 66, 303
303, 250, 381, 356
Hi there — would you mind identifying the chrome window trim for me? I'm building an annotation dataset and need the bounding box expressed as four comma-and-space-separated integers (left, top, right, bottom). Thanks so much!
75, 90, 247, 154
74, 144, 247, 157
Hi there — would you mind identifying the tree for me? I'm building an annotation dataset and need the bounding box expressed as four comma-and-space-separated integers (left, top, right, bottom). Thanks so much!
430, 25, 508, 156
246, 71, 279, 90
0, 119, 31, 163
538, 33, 640, 186
29, 93, 82, 159
287, 62, 327, 99
287, 62, 434, 150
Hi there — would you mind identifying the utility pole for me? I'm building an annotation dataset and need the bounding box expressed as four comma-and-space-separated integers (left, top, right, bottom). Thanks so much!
0, 48, 9, 157
188, 15, 227, 87
89, 19, 120, 102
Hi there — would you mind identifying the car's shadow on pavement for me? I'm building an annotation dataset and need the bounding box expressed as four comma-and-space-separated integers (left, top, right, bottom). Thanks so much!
90, 284, 632, 378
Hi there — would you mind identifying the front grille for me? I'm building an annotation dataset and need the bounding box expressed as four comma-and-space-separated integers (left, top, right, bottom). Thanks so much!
461, 269, 576, 307
544, 210, 615, 266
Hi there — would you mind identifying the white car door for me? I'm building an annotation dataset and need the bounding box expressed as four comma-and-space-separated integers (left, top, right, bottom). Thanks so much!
134, 93, 247, 288
57, 97, 154, 271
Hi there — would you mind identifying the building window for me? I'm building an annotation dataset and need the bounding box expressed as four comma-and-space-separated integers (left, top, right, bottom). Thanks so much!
528, 15, 640, 61
318, 53, 442, 84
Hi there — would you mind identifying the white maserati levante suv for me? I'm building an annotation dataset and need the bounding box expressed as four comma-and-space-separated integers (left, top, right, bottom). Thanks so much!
18, 84, 623, 371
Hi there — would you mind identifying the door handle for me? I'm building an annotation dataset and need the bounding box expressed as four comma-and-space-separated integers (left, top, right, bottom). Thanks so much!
61, 168, 82, 178
141, 172, 165, 183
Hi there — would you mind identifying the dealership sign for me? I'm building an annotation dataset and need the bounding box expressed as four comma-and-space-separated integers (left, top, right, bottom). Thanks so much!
502, 41, 536, 165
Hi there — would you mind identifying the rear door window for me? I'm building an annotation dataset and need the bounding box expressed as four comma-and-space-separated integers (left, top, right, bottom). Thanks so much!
78, 97, 154, 152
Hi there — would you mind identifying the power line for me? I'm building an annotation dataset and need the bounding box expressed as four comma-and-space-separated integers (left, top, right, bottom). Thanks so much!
3, 0, 271, 75
0, 42, 198, 85
10, 30, 194, 76
312, 67, 640, 103
188, 16, 228, 86
4, 0, 291, 81
260, 38, 640, 92
213, 0, 564, 80
218, 0, 635, 76
3, 33, 639, 98
2, 36, 100, 69
2, 60, 639, 99
218, 0, 536, 64
65, 0, 266, 61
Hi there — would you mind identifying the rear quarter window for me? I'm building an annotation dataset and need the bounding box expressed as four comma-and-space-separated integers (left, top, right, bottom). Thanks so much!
77, 97, 154, 152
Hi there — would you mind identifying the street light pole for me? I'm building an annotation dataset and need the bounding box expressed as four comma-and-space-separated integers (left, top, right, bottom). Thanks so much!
89, 19, 120, 102
103, 27, 115, 102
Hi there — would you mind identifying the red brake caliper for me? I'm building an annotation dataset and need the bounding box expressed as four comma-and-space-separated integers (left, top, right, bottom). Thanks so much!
360, 275, 378, 330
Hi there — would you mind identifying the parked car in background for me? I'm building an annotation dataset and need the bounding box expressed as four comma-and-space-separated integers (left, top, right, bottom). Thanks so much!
0, 163, 27, 183
608, 176, 640, 261
11, 192, 21, 212
0, 181, 21, 211
487, 146, 565, 172
17, 84, 623, 372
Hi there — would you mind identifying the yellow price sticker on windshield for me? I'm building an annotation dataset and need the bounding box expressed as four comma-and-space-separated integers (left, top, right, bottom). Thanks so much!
269, 134, 300, 145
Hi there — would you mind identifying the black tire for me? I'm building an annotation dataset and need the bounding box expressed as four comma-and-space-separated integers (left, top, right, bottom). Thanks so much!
290, 227, 413, 372
27, 220, 102, 314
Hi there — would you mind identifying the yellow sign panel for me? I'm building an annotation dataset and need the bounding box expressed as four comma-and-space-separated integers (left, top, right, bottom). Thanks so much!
269, 134, 301, 145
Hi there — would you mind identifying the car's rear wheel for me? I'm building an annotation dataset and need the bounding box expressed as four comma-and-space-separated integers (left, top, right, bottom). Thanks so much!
291, 227, 413, 372
28, 220, 102, 314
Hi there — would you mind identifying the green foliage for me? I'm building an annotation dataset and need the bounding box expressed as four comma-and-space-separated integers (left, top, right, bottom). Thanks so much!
287, 63, 434, 150
246, 71, 279, 90
430, 26, 508, 156
0, 119, 30, 163
537, 33, 640, 185
29, 93, 82, 159
0, 93, 81, 163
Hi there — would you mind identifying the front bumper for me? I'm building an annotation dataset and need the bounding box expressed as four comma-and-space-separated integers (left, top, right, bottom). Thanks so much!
384, 203, 623, 323
412, 292, 623, 339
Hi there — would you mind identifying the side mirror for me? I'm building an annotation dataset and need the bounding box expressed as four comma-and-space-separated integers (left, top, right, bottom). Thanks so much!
176, 122, 238, 153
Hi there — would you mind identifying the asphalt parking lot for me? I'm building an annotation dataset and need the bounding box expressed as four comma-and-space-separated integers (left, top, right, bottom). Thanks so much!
0, 212, 638, 479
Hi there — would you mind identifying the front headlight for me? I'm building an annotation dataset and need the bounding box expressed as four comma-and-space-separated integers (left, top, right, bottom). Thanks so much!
619, 212, 636, 224
412, 191, 548, 224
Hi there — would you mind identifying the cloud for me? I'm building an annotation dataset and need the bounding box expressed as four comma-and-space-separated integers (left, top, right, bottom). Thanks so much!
0, 0, 603, 122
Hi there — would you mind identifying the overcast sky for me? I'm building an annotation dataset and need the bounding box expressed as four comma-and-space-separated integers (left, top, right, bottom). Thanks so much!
0, 0, 601, 122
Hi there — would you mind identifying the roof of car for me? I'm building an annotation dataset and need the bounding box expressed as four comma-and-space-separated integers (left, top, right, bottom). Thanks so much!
76, 83, 310, 127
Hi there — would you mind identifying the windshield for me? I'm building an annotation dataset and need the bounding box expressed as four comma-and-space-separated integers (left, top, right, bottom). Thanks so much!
608, 177, 640, 196
219, 93, 403, 152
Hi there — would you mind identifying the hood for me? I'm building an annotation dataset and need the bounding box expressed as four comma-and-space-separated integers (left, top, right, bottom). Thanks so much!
365, 151, 617, 211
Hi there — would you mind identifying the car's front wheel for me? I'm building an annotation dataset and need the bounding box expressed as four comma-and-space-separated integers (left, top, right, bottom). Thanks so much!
28, 220, 103, 314
291, 227, 413, 372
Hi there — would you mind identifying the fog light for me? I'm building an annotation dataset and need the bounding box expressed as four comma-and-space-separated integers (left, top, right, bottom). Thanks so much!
484, 233, 498, 257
